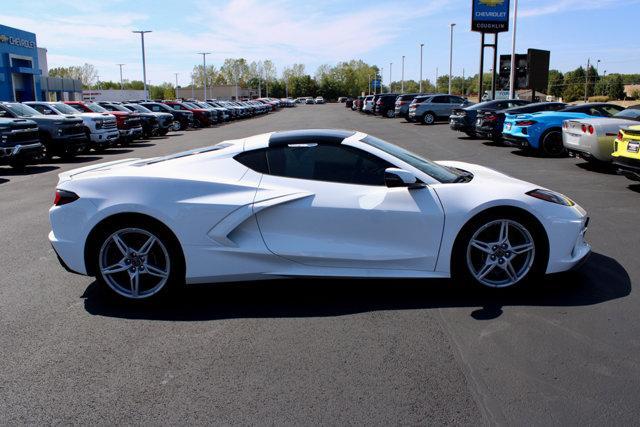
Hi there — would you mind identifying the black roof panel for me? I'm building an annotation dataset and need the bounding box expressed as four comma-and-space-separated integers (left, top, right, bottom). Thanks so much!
269, 129, 356, 146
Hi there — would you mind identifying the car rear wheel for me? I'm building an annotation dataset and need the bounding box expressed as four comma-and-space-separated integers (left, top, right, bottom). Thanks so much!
386, 109, 395, 118
422, 112, 435, 125
540, 130, 566, 157
453, 212, 546, 289
94, 221, 184, 300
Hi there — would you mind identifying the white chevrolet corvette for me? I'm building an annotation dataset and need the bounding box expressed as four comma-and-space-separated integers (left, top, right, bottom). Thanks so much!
49, 130, 591, 300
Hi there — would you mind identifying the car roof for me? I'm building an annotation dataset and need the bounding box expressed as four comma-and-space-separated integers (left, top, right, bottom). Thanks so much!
268, 129, 356, 146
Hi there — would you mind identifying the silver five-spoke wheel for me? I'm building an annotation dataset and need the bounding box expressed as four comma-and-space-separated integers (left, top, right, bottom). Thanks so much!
98, 228, 170, 299
466, 219, 535, 288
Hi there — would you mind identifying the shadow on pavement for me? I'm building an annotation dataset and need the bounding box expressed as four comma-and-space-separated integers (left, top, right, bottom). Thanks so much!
628, 184, 640, 193
0, 178, 8, 184
0, 165, 59, 176
83, 252, 630, 322
575, 161, 618, 175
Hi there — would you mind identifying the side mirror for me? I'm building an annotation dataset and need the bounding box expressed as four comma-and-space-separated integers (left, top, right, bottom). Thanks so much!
0, 110, 5, 117
384, 168, 425, 189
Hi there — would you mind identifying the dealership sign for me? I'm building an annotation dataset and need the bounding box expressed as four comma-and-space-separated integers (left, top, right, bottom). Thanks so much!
471, 0, 510, 33
0, 34, 36, 49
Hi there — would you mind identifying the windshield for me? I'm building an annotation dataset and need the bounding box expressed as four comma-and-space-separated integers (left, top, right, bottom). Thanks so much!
361, 135, 463, 183
183, 102, 200, 109
86, 103, 109, 113
4, 103, 42, 117
103, 103, 130, 112
126, 104, 153, 113
51, 103, 81, 115
614, 108, 640, 120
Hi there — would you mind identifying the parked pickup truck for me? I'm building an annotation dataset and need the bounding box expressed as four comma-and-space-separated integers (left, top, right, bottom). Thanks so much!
97, 102, 159, 139
122, 103, 174, 135
65, 101, 143, 144
0, 102, 86, 159
25, 101, 119, 152
0, 117, 42, 169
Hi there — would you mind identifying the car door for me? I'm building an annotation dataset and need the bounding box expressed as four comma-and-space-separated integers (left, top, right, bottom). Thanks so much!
252, 143, 445, 271
430, 96, 449, 117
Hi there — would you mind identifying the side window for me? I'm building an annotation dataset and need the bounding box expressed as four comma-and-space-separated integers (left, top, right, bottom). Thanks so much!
30, 104, 46, 114
588, 107, 603, 116
234, 149, 269, 174
432, 96, 447, 104
242, 144, 393, 185
450, 96, 464, 104
600, 105, 623, 116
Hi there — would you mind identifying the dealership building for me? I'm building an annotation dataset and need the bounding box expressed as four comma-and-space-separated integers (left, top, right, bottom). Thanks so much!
0, 24, 82, 102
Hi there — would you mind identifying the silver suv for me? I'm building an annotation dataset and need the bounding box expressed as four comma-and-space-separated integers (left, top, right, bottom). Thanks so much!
408, 94, 470, 125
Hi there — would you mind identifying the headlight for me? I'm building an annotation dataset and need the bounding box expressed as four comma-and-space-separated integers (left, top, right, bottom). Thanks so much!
91, 118, 104, 129
526, 189, 575, 206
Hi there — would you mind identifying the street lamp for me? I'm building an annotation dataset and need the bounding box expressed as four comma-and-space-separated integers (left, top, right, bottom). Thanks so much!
596, 59, 601, 76
448, 23, 456, 95
419, 43, 424, 93
401, 55, 405, 94
174, 73, 179, 99
509, 0, 518, 99
132, 30, 151, 100
389, 62, 392, 93
117, 64, 125, 96
198, 52, 211, 100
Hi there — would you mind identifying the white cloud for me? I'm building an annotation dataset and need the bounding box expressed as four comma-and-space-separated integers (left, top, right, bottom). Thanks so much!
520, 0, 639, 18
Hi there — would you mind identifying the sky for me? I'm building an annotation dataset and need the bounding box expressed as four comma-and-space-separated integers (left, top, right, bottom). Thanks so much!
3, 0, 640, 86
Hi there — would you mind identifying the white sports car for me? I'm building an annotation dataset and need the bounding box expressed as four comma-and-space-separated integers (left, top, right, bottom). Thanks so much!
49, 130, 591, 300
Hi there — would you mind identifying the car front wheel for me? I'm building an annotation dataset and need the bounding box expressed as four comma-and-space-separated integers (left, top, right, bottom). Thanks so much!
94, 221, 183, 300
453, 213, 546, 289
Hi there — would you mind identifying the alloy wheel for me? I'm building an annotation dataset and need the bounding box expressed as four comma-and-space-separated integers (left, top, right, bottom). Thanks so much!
466, 219, 535, 288
423, 113, 435, 125
98, 228, 170, 299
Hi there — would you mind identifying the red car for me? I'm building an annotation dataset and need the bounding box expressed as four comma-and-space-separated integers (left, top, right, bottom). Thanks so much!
65, 101, 143, 143
163, 101, 214, 128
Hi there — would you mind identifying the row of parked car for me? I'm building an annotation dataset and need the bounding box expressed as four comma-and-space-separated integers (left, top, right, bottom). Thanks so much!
0, 97, 286, 170
345, 93, 640, 185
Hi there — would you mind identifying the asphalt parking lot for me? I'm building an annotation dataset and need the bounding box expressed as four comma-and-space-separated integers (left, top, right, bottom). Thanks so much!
1, 104, 639, 424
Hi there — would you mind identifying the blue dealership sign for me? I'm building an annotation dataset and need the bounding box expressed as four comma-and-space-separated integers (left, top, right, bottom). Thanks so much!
371, 79, 381, 89
471, 0, 510, 33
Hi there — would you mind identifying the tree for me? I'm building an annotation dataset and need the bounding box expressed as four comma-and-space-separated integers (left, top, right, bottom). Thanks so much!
262, 59, 277, 96
49, 63, 98, 87
547, 70, 564, 98
562, 67, 586, 102
191, 64, 219, 88
219, 58, 250, 86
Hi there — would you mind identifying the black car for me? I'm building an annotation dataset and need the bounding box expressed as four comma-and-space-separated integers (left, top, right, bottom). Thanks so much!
123, 103, 175, 136
450, 99, 529, 137
475, 102, 567, 141
345, 97, 353, 109
139, 102, 193, 131
375, 94, 400, 118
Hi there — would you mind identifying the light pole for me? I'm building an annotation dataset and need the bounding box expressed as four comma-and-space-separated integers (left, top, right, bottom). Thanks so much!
174, 73, 179, 99
198, 52, 210, 100
132, 30, 151, 100
448, 23, 456, 95
509, 0, 518, 99
596, 59, 601, 76
381, 67, 383, 95
401, 55, 405, 94
368, 74, 371, 95
389, 62, 392, 93
117, 64, 125, 96
419, 43, 424, 93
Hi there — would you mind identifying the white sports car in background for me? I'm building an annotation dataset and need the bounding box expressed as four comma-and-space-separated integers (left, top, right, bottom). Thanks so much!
49, 129, 591, 300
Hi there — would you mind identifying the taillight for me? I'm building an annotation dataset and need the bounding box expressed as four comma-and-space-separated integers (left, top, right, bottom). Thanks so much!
485, 114, 497, 122
53, 189, 79, 206
581, 124, 587, 133
588, 125, 594, 134
617, 131, 624, 140
516, 120, 537, 127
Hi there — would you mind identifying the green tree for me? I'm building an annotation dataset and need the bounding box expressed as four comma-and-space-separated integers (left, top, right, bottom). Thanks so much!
547, 70, 564, 98
562, 67, 586, 102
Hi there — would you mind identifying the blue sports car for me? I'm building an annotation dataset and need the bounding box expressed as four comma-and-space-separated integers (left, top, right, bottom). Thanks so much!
502, 103, 625, 156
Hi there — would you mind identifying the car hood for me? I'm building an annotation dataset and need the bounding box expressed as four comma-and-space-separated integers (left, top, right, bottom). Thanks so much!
26, 115, 83, 125
436, 160, 529, 186
577, 117, 638, 127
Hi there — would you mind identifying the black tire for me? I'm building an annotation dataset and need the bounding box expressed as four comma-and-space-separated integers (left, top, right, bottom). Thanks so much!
405, 117, 414, 123
540, 129, 566, 157
451, 209, 548, 290
386, 109, 395, 118
90, 217, 185, 301
464, 131, 477, 139
422, 112, 436, 125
